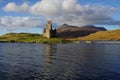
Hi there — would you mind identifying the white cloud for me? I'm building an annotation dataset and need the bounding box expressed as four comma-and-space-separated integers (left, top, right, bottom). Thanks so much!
3, 2, 29, 13
3, 2, 18, 12
30, 0, 63, 16
62, 0, 77, 13
2, 0, 119, 26
0, 16, 43, 28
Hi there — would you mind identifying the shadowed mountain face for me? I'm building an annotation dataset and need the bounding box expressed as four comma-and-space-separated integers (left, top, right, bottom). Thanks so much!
57, 24, 107, 38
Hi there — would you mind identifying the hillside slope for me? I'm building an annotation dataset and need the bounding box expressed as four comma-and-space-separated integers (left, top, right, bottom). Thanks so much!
57, 24, 106, 38
78, 29, 120, 40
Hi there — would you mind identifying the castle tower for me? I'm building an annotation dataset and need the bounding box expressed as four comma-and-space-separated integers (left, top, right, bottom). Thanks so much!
43, 21, 56, 38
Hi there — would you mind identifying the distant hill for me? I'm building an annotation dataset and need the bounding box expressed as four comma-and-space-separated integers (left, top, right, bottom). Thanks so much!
57, 24, 107, 38
78, 29, 120, 40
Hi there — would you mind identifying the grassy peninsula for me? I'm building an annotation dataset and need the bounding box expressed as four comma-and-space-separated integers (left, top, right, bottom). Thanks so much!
0, 29, 120, 43
0, 33, 71, 43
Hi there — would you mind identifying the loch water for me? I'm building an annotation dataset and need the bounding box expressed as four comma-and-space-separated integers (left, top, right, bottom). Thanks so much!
0, 43, 120, 80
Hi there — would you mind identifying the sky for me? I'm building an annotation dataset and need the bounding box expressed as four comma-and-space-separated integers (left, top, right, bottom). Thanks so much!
0, 0, 120, 35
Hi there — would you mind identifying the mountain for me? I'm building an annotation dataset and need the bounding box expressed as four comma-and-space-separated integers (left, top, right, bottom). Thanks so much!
78, 29, 120, 40
57, 24, 107, 38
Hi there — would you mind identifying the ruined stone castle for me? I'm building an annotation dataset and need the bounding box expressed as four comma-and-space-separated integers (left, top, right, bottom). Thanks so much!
43, 21, 57, 38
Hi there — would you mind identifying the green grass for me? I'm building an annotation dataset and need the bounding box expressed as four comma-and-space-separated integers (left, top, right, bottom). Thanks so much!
0, 33, 71, 43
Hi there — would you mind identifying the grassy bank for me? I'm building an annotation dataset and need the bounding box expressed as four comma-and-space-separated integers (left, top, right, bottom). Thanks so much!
1, 29, 120, 44
0, 33, 72, 44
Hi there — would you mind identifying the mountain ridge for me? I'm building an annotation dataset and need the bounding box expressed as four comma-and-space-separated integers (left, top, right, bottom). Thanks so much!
57, 24, 107, 38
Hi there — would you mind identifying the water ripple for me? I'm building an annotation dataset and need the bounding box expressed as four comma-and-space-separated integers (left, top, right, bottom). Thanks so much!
0, 43, 120, 80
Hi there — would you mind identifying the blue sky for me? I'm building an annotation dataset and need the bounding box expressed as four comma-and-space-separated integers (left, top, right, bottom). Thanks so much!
0, 0, 120, 35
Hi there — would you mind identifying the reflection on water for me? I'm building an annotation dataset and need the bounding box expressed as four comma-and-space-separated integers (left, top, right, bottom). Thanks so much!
44, 44, 56, 64
0, 43, 120, 80
44, 44, 57, 79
